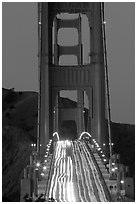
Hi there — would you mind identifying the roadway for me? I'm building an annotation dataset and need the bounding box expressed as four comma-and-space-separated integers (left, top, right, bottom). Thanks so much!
47, 140, 108, 202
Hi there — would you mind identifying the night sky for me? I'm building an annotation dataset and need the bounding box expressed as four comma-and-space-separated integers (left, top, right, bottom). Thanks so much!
2, 2, 135, 125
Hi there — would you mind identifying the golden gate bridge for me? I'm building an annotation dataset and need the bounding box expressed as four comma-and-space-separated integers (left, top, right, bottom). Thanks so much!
20, 2, 129, 202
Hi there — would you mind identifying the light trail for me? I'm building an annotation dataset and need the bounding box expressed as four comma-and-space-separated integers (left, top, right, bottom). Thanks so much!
79, 131, 92, 140
53, 132, 60, 141
47, 139, 109, 202
82, 142, 108, 201
74, 141, 88, 201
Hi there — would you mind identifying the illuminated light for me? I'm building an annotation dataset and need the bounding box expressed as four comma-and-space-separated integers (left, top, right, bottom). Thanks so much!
79, 131, 92, 140
120, 180, 124, 184
98, 148, 101, 151
103, 143, 105, 146
100, 151, 103, 153
43, 166, 47, 170
66, 140, 71, 147
112, 168, 115, 172
83, 110, 85, 113
31, 144, 34, 147
53, 132, 60, 141
44, 155, 47, 158
36, 162, 40, 167
102, 154, 105, 157
44, 160, 47, 163
34, 144, 36, 147
103, 21, 106, 24
115, 167, 118, 170
112, 162, 115, 165
41, 173, 45, 176
38, 21, 41, 25
111, 143, 114, 146
103, 159, 107, 162
35, 168, 38, 170
40, 144, 42, 146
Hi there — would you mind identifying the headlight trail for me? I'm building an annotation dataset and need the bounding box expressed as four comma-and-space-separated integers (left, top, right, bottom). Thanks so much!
47, 139, 109, 202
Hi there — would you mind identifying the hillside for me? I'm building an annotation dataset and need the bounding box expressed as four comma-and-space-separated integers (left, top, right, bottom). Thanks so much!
2, 88, 135, 201
111, 122, 135, 177
2, 126, 36, 201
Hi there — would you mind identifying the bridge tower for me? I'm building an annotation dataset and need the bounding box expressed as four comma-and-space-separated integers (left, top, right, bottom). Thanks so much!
38, 2, 107, 155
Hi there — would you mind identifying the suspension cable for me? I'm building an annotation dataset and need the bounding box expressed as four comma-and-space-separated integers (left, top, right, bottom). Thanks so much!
101, 3, 112, 159
37, 3, 42, 154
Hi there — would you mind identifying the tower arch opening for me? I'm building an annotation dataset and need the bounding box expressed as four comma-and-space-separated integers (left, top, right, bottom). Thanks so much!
52, 13, 90, 65
60, 120, 77, 140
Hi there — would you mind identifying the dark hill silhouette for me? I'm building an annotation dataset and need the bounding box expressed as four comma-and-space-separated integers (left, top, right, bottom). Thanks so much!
2, 88, 135, 201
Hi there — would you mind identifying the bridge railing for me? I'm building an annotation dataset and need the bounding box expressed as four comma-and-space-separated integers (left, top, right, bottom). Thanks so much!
85, 141, 112, 202
45, 143, 57, 200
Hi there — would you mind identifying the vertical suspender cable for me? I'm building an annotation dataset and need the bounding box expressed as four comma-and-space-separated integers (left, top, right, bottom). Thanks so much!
101, 3, 112, 160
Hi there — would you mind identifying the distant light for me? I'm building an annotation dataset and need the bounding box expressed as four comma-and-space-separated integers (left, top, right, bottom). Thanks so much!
102, 154, 105, 157
41, 173, 45, 176
100, 151, 103, 153
34, 144, 36, 147
40, 144, 42, 147
31, 144, 34, 147
115, 167, 118, 170
111, 143, 114, 146
120, 180, 124, 184
66, 140, 71, 147
112, 168, 115, 172
112, 162, 115, 165
103, 159, 107, 162
83, 110, 85, 113
53, 110, 55, 114
44, 160, 47, 163
38, 21, 42, 25
44, 155, 47, 158
98, 148, 101, 151
43, 166, 47, 170
36, 162, 40, 167
103, 143, 105, 146
103, 21, 106, 24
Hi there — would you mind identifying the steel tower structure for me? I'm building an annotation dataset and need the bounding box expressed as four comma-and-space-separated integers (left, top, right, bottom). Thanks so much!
38, 2, 107, 155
